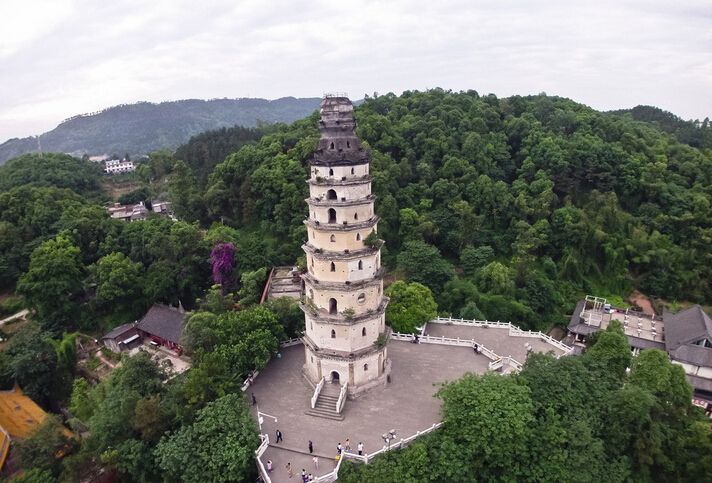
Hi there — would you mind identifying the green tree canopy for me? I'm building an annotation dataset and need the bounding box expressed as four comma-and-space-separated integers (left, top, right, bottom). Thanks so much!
385, 281, 437, 334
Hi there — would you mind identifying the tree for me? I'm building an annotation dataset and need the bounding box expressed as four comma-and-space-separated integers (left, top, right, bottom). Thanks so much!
238, 267, 268, 306
436, 372, 534, 482
6, 322, 65, 407
155, 393, 260, 483
585, 320, 631, 380
46, 332, 78, 375
17, 234, 84, 333
209, 243, 235, 295
396, 241, 454, 296
477, 261, 513, 295
460, 245, 494, 278
385, 281, 437, 333
91, 252, 145, 324
15, 414, 75, 476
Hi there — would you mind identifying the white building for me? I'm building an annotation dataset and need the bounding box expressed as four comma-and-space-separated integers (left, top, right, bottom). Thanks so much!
104, 159, 135, 174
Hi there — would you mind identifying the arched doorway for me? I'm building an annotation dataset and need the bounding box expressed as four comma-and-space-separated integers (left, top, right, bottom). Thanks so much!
328, 208, 336, 223
331, 371, 340, 382
329, 298, 337, 314
327, 189, 337, 200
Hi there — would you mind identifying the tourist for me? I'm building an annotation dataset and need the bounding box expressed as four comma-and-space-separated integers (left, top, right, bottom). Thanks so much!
345, 439, 351, 451
266, 460, 272, 472
252, 392, 257, 405
286, 462, 293, 478
337, 442, 342, 454
313, 456, 319, 469
474, 343, 479, 353
309, 440, 313, 453
276, 429, 283, 443
358, 442, 363, 455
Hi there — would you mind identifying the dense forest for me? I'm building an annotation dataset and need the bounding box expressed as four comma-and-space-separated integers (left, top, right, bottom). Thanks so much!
1, 89, 711, 482
0, 97, 322, 165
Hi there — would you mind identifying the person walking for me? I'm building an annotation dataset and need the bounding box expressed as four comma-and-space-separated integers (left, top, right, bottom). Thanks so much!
266, 460, 273, 472
358, 442, 363, 455
313, 456, 319, 469
252, 393, 257, 405
309, 440, 313, 453
286, 463, 293, 478
276, 429, 283, 443
345, 439, 351, 451
337, 442, 342, 455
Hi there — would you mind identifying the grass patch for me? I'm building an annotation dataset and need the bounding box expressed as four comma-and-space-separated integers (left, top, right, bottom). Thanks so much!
0, 295, 23, 319
85, 356, 102, 371
100, 347, 120, 362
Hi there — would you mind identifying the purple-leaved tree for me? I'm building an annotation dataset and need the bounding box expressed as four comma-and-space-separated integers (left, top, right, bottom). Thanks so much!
210, 243, 235, 295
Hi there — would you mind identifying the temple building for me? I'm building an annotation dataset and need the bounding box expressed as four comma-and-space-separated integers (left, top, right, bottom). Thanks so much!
300, 95, 390, 397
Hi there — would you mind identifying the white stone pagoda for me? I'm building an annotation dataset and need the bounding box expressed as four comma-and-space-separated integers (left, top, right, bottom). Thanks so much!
301, 95, 390, 397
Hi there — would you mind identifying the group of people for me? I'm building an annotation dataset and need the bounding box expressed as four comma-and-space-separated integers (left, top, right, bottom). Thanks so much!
267, 429, 366, 481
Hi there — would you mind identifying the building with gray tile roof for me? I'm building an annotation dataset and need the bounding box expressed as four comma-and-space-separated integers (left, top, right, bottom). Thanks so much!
136, 303, 187, 347
568, 296, 712, 401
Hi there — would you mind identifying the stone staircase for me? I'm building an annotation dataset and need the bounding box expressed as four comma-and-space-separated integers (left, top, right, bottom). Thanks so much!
306, 384, 345, 421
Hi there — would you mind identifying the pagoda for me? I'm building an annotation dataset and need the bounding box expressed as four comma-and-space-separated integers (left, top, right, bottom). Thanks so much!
301, 94, 390, 396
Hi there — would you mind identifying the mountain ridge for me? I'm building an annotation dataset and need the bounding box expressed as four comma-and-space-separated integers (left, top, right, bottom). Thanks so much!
0, 96, 323, 165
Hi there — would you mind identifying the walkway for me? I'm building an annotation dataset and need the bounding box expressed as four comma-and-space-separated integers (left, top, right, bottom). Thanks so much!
249, 341, 490, 483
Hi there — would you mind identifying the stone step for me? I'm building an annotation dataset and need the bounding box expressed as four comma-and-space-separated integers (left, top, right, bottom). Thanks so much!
305, 408, 345, 421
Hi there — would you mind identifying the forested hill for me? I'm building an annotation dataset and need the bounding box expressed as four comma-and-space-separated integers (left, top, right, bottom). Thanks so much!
0, 97, 322, 165
609, 105, 712, 149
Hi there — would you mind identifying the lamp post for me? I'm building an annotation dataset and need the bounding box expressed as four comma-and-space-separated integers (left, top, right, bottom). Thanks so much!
256, 406, 278, 434
382, 429, 396, 462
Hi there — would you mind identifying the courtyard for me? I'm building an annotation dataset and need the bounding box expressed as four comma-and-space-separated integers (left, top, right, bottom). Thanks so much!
249, 321, 569, 483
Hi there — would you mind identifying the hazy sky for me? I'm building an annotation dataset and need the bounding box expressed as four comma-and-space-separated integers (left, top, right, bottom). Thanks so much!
0, 0, 710, 143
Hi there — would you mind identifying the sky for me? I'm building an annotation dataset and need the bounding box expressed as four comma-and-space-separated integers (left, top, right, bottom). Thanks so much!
0, 0, 710, 143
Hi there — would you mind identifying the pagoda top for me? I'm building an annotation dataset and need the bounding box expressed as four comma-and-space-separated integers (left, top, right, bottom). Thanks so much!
324, 92, 349, 98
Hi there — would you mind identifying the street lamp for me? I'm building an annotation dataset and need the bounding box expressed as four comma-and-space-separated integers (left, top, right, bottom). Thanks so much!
382, 429, 397, 461
256, 405, 278, 433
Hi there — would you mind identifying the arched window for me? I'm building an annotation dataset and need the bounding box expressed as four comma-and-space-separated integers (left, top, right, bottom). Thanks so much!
329, 168, 334, 176
356, 233, 361, 241
358, 292, 366, 303
330, 142, 334, 149
363, 363, 368, 371
331, 329, 336, 338
309, 289, 314, 299
330, 262, 335, 272
347, 141, 351, 148
362, 327, 366, 337
351, 167, 354, 174
327, 189, 337, 200
311, 257, 314, 266
328, 208, 336, 223
330, 234, 336, 242
329, 298, 337, 314
358, 260, 363, 270
354, 213, 358, 221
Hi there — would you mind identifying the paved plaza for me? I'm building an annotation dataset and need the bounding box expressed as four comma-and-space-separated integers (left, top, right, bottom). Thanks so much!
250, 340, 490, 482
423, 322, 566, 364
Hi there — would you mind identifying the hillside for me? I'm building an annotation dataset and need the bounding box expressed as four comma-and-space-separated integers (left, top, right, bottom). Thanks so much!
0, 97, 322, 165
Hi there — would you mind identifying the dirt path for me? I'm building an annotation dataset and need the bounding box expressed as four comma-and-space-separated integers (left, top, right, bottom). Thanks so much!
627, 290, 655, 315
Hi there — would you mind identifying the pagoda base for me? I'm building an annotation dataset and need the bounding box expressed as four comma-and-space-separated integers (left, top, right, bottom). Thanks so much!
303, 343, 390, 399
